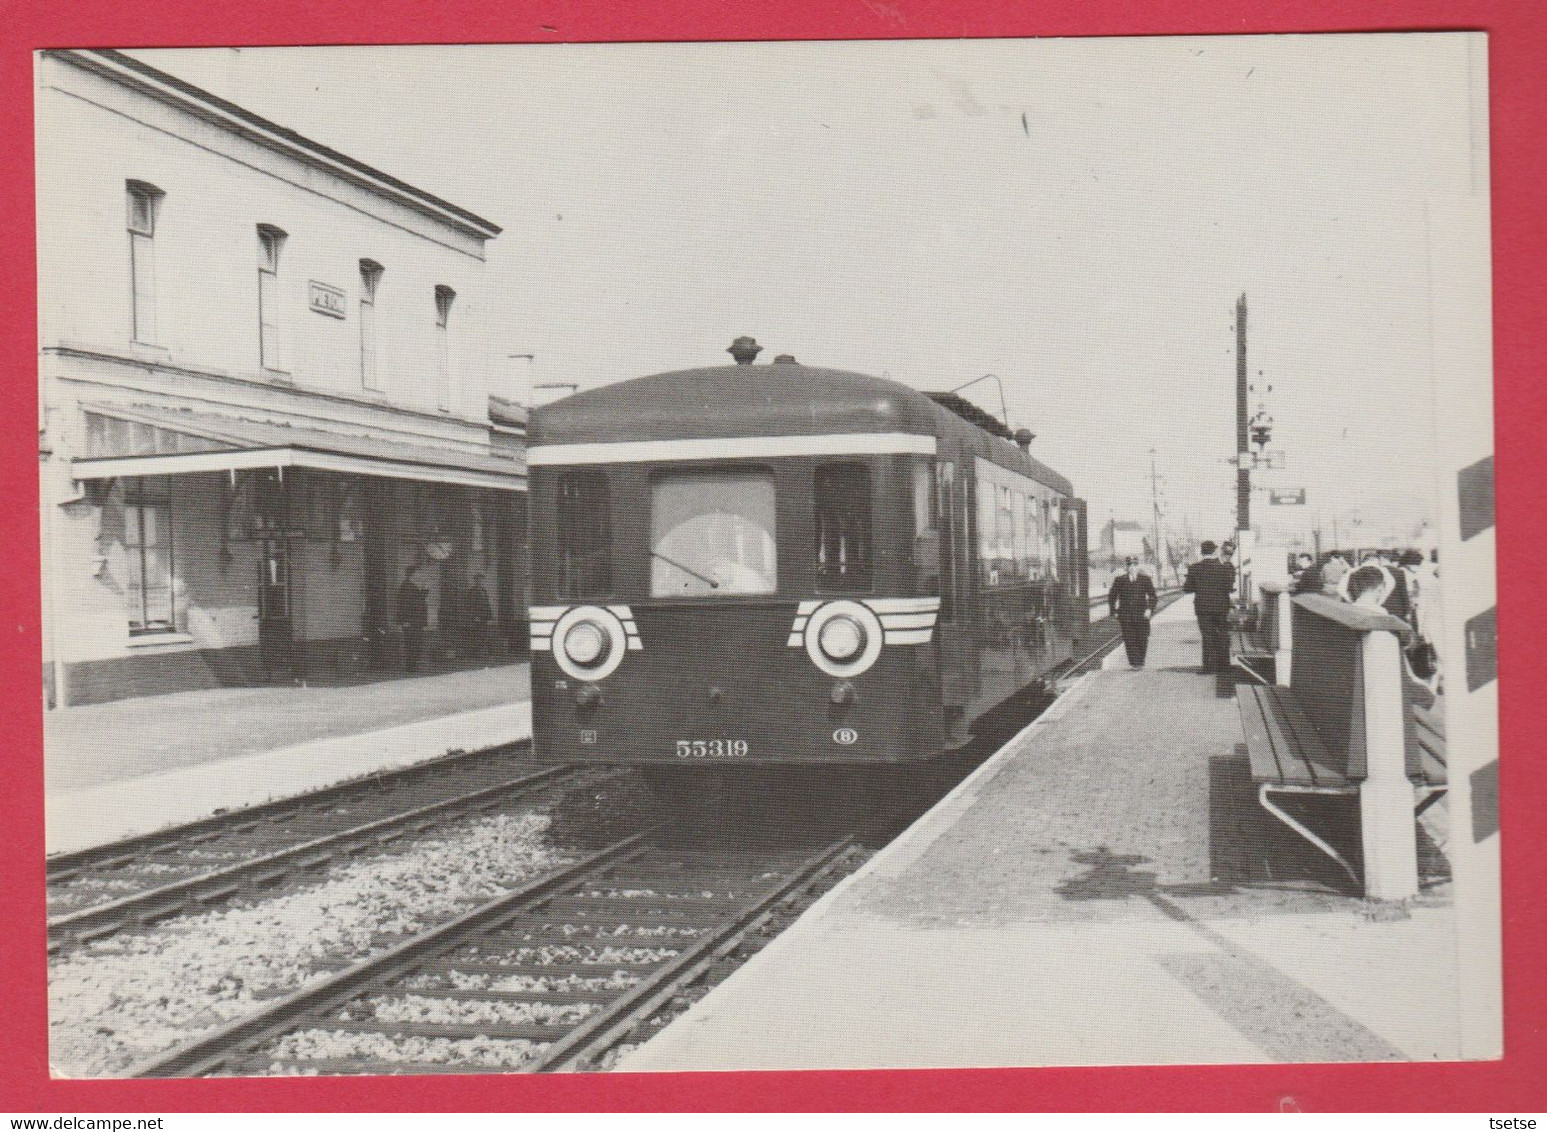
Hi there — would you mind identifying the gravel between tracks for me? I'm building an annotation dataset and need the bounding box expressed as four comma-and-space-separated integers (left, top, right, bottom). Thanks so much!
49, 810, 569, 1078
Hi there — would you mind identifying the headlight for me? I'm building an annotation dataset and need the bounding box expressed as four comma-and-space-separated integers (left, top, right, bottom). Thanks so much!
819, 615, 865, 661
564, 619, 607, 666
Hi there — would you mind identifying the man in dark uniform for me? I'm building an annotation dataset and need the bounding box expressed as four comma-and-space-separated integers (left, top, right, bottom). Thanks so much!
1107, 555, 1158, 668
1183, 540, 1236, 673
396, 565, 429, 673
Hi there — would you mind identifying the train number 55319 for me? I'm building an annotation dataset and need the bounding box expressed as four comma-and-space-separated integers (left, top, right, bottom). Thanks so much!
675, 739, 750, 759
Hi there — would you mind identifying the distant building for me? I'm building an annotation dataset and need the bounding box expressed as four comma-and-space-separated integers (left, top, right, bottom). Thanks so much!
1097, 519, 1148, 565
37, 50, 527, 707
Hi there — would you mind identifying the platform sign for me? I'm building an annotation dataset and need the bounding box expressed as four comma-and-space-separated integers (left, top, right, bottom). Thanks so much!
1254, 450, 1287, 469
1428, 189, 1498, 1059
1269, 488, 1307, 505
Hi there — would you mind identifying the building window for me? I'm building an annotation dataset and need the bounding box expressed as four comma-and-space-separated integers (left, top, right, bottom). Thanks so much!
257, 224, 288, 370
359, 259, 383, 391
126, 181, 164, 345
434, 284, 456, 411
124, 478, 175, 634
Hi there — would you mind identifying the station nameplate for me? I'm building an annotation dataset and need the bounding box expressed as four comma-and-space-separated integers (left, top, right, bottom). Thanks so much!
1269, 488, 1307, 505
309, 281, 347, 319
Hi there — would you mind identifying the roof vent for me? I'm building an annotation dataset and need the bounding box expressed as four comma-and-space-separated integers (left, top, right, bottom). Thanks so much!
1014, 427, 1035, 452
772, 354, 798, 365
727, 336, 762, 365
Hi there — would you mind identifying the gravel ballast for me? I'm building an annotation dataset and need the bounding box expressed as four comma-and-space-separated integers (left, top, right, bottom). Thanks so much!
49, 811, 569, 1078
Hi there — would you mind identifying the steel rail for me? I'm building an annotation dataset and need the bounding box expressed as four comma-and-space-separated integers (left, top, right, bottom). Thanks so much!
47, 740, 535, 882
538, 835, 859, 1072
126, 832, 658, 1078
49, 763, 583, 951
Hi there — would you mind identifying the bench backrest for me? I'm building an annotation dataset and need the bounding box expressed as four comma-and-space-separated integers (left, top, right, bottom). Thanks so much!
1289, 594, 1419, 781
1258, 580, 1287, 650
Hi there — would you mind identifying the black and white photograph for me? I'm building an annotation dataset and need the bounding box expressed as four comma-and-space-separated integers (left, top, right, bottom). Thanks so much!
37, 34, 1499, 1079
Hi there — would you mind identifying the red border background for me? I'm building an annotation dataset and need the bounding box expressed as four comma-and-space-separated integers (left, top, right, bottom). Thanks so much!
4, 0, 1542, 1113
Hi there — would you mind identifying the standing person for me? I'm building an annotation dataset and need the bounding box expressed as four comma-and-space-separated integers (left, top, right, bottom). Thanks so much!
396, 565, 429, 673
1183, 540, 1236, 674
1378, 550, 1412, 622
1320, 550, 1351, 594
1107, 556, 1158, 668
464, 572, 495, 662
1290, 552, 1319, 594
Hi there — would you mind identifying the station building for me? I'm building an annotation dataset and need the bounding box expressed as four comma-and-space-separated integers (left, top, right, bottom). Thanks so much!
37, 49, 528, 708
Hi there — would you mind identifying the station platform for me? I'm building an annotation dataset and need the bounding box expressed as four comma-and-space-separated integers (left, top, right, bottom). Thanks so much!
44, 663, 531, 855
622, 601, 1459, 1070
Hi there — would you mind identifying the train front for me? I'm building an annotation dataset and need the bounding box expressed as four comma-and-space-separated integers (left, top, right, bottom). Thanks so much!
526, 347, 949, 774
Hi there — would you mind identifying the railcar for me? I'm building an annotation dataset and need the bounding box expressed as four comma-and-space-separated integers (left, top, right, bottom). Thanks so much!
526, 339, 1088, 781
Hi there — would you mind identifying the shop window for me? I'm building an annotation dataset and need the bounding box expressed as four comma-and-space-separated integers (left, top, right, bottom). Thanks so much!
126, 181, 164, 345
556, 470, 610, 599
814, 463, 871, 593
359, 259, 383, 391
124, 478, 175, 634
652, 470, 777, 597
257, 224, 288, 370
434, 285, 456, 411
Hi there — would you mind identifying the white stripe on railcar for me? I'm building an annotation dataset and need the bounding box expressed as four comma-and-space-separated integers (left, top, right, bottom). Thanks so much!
863, 597, 941, 613
527, 432, 937, 466
883, 629, 935, 645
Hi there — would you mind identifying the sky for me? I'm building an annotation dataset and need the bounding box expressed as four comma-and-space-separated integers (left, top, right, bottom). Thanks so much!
130, 34, 1489, 552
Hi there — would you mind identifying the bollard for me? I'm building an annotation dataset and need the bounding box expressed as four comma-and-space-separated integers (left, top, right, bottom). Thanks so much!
1358, 629, 1419, 901
1275, 589, 1293, 688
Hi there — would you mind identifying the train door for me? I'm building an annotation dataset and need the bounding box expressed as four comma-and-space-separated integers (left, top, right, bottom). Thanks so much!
1066, 498, 1090, 643
1058, 498, 1089, 655
935, 447, 979, 727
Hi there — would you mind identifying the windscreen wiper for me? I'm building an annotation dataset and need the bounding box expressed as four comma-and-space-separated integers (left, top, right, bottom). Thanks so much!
650, 550, 720, 589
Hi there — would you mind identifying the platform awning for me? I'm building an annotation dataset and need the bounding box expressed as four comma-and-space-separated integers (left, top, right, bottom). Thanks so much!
72, 404, 526, 492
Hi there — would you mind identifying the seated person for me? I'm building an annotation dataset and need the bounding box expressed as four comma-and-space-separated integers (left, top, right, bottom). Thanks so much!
1343, 563, 1391, 610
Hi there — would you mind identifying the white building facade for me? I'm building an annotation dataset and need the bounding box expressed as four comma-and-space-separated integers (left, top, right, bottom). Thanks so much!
37, 49, 527, 706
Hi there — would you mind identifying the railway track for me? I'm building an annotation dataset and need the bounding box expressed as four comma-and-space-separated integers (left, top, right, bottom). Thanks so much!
127, 832, 861, 1077
47, 742, 587, 953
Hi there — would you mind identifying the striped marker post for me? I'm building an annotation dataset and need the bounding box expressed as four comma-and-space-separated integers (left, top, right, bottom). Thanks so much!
1428, 178, 1499, 1059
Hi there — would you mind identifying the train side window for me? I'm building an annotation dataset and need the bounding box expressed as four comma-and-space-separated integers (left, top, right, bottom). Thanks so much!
814, 463, 873, 593
556, 470, 611, 599
912, 459, 939, 598
937, 461, 956, 622
976, 476, 998, 585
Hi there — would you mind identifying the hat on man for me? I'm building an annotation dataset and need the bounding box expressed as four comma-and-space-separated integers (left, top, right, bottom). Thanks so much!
1124, 556, 1138, 566
1200, 540, 1217, 555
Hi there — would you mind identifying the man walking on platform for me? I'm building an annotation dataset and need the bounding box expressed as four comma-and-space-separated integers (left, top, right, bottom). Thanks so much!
1184, 540, 1236, 674
1108, 555, 1157, 668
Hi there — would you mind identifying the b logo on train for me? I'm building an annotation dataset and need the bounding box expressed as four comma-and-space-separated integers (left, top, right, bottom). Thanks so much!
527, 339, 1088, 779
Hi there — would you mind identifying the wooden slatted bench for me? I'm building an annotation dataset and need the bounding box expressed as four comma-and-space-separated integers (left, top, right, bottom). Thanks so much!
1231, 628, 1273, 684
1412, 700, 1448, 816
1234, 592, 1445, 899
1237, 684, 1360, 883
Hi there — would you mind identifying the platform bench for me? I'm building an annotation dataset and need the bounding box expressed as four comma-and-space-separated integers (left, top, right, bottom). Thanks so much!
1231, 628, 1273, 684
1234, 593, 1446, 899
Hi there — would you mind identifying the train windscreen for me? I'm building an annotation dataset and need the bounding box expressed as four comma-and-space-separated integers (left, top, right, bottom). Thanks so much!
650, 470, 777, 596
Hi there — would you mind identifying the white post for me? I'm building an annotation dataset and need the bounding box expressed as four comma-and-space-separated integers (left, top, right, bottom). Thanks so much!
1359, 629, 1418, 901
1275, 590, 1293, 687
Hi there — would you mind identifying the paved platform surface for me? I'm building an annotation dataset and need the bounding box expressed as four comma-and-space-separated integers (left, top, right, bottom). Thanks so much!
44, 664, 531, 855
622, 603, 1459, 1071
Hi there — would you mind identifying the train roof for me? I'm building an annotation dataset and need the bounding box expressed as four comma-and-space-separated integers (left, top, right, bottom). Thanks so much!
528, 357, 1075, 497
